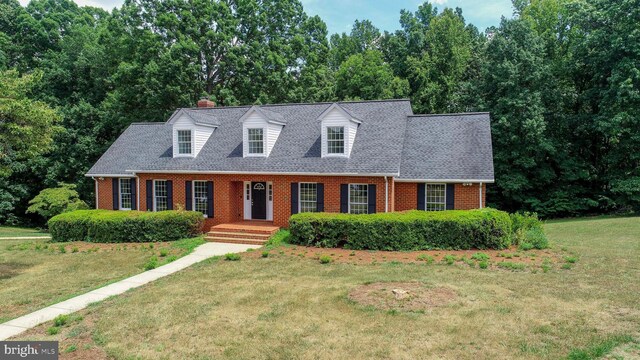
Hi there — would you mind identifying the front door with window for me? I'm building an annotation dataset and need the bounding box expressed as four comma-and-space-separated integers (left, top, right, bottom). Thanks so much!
251, 182, 267, 220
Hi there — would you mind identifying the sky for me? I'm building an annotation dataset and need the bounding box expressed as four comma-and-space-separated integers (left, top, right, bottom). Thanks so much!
18, 0, 514, 34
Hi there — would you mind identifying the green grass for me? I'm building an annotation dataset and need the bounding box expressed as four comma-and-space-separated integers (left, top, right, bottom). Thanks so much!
0, 236, 204, 322
13, 216, 640, 359
0, 226, 49, 238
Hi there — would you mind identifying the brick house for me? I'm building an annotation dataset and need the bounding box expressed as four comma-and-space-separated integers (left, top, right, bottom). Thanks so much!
86, 99, 493, 241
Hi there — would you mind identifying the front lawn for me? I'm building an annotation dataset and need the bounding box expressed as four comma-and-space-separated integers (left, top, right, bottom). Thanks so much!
13, 216, 640, 359
0, 237, 204, 322
0, 226, 49, 238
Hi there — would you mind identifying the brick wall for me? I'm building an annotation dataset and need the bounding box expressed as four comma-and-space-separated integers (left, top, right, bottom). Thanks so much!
96, 174, 390, 228
96, 176, 489, 229
454, 183, 487, 210
394, 182, 487, 211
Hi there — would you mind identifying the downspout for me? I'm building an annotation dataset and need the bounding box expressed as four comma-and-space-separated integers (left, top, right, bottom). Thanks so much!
384, 176, 389, 213
479, 182, 483, 209
135, 173, 140, 211
92, 177, 98, 209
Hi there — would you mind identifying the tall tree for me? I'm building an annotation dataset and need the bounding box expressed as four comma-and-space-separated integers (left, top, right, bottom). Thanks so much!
335, 50, 408, 100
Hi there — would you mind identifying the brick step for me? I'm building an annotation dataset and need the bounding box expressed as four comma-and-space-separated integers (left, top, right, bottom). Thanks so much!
206, 231, 271, 240
210, 227, 278, 236
205, 236, 267, 245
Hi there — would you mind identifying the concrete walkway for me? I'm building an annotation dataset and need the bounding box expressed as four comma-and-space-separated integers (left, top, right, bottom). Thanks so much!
0, 242, 259, 340
1, 236, 51, 240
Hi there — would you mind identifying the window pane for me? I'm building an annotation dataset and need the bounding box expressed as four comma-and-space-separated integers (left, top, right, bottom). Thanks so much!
119, 179, 132, 209
327, 126, 345, 154
193, 181, 208, 216
248, 128, 264, 154
177, 130, 192, 154
154, 181, 168, 211
425, 184, 446, 211
299, 183, 317, 213
349, 184, 368, 214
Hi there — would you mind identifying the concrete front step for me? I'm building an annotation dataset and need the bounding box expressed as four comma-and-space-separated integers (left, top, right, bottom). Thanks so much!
204, 236, 267, 245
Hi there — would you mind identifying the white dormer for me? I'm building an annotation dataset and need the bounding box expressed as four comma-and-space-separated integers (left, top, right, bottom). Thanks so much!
318, 103, 361, 158
239, 106, 286, 157
168, 109, 219, 157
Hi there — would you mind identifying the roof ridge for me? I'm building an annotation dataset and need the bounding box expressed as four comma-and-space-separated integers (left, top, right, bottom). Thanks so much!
409, 112, 490, 117
179, 98, 412, 111
129, 122, 165, 125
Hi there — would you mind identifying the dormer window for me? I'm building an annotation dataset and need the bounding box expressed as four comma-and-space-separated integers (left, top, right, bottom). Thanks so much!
248, 128, 264, 154
177, 130, 193, 155
327, 126, 345, 154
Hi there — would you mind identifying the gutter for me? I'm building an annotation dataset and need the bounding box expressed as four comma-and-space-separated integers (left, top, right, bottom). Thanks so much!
395, 178, 495, 183
120, 170, 400, 177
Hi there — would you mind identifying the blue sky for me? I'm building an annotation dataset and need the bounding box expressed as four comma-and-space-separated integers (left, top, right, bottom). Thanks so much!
19, 0, 514, 34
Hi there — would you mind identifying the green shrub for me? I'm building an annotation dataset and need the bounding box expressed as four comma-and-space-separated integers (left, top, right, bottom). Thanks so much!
564, 255, 578, 263
261, 251, 269, 258
479, 260, 489, 269
525, 227, 549, 249
47, 327, 60, 335
224, 253, 241, 261
497, 261, 526, 270
442, 254, 456, 265
48, 210, 204, 243
54, 314, 69, 327
471, 252, 490, 261
319, 254, 332, 264
144, 256, 158, 270
510, 212, 543, 245
27, 183, 89, 221
289, 209, 512, 251
519, 242, 534, 251
159, 249, 168, 257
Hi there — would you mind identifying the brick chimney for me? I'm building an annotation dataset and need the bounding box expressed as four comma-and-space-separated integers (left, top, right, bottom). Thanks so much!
197, 98, 216, 108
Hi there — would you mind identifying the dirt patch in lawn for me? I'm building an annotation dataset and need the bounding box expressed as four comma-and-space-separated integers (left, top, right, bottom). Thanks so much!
349, 282, 457, 311
0, 262, 31, 280
244, 244, 570, 272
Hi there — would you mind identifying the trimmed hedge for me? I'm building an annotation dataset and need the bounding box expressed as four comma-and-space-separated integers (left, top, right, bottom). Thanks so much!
48, 210, 204, 243
289, 209, 513, 250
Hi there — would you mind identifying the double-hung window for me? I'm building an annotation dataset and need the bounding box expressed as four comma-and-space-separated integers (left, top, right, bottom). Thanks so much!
327, 126, 345, 154
299, 183, 317, 213
119, 178, 132, 210
248, 128, 264, 154
177, 130, 192, 155
425, 183, 446, 211
349, 184, 368, 214
193, 181, 208, 217
154, 180, 168, 211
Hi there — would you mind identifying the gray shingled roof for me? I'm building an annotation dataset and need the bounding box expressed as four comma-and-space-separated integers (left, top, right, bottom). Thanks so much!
398, 113, 494, 181
86, 100, 494, 181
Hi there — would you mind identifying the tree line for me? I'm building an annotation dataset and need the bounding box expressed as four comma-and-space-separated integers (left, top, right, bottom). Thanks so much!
0, 0, 638, 224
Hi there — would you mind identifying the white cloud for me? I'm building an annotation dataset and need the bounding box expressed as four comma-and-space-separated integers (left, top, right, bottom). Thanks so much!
431, 0, 448, 4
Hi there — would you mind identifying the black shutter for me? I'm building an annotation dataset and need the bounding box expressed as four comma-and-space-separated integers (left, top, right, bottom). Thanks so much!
290, 183, 299, 215
112, 178, 119, 210
185, 181, 193, 211
368, 184, 377, 214
166, 180, 173, 210
316, 183, 324, 212
207, 181, 214, 218
417, 183, 426, 210
446, 184, 455, 210
130, 178, 137, 210
340, 184, 349, 213
146, 180, 153, 211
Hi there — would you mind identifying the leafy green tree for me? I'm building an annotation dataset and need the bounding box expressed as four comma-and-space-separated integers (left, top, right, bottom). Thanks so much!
335, 50, 409, 100
0, 70, 61, 175
27, 183, 88, 220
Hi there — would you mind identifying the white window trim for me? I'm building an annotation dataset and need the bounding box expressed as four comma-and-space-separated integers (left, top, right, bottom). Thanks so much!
324, 126, 348, 158
153, 179, 168, 212
174, 128, 195, 157
298, 182, 318, 213
425, 183, 447, 211
246, 127, 266, 157
192, 180, 208, 218
119, 178, 132, 211
348, 183, 368, 214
